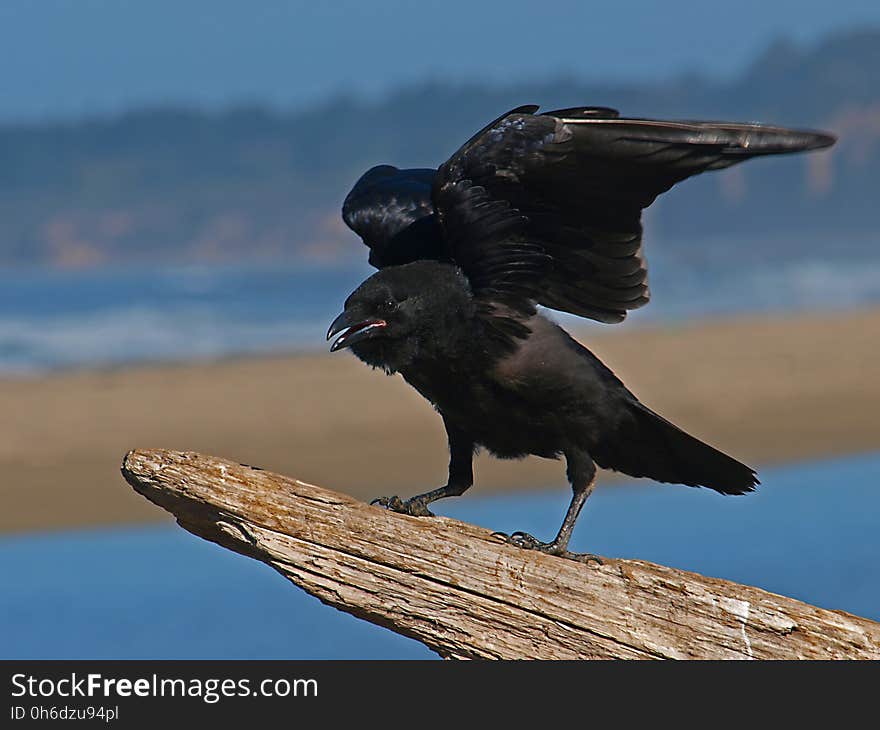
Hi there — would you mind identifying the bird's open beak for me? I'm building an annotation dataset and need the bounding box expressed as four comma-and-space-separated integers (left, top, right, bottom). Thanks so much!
326, 311, 387, 352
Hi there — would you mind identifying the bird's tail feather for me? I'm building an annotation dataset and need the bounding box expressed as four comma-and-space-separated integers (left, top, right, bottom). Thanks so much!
596, 402, 758, 495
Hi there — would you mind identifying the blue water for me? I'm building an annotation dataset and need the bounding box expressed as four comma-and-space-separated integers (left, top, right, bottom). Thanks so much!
1, 453, 877, 659
0, 263, 371, 374
3, 245, 880, 373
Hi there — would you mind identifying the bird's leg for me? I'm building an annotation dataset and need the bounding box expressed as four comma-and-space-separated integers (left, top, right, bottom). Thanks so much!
495, 450, 603, 564
372, 419, 473, 517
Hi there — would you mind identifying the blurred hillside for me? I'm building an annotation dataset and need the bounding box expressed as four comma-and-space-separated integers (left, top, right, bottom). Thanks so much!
1, 28, 877, 268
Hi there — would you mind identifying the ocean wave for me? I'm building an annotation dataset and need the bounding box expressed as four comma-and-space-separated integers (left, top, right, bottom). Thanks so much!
2, 256, 879, 374
642, 256, 880, 319
0, 306, 322, 374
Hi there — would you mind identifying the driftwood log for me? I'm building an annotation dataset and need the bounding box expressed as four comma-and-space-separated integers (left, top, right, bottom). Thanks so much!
121, 448, 880, 660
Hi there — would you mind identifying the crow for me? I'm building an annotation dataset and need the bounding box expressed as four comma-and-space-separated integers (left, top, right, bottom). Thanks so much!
328, 105, 835, 560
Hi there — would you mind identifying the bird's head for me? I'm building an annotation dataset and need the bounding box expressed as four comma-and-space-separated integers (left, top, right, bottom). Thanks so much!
327, 261, 473, 373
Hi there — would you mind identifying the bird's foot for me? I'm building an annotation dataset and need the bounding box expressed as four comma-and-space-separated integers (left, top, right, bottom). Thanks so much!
491, 531, 604, 565
370, 495, 435, 517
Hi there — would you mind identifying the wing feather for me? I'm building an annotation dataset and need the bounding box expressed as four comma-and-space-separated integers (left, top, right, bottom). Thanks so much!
430, 106, 835, 323
341, 106, 835, 327
341, 165, 442, 268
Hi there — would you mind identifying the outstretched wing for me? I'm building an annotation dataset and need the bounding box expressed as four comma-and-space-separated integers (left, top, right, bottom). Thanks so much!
341, 165, 443, 268
340, 108, 543, 268
432, 106, 836, 323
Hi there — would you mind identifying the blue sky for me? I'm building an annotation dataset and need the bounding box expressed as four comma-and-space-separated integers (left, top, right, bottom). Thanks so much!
2, 0, 879, 122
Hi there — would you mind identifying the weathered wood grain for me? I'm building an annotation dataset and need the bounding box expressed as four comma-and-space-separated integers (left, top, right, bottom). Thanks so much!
121, 448, 880, 660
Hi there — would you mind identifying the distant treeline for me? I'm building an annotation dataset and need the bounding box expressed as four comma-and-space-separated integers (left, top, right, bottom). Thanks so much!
1, 28, 878, 267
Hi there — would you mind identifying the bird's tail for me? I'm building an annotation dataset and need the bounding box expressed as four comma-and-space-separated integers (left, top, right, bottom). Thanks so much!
596, 401, 758, 495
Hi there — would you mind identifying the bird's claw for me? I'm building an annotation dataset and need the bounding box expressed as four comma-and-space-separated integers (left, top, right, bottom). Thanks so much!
500, 530, 546, 550
370, 495, 435, 517
491, 531, 604, 566
370, 495, 404, 510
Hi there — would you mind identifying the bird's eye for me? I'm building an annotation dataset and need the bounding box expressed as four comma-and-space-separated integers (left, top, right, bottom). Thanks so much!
384, 298, 397, 310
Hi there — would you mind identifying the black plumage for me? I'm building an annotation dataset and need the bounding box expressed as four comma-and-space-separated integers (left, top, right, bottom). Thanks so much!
329, 105, 835, 559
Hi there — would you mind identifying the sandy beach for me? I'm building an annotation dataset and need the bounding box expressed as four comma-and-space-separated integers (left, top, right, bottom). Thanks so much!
2, 307, 879, 535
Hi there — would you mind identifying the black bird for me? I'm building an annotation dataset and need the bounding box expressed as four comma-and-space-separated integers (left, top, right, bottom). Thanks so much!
328, 105, 835, 560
